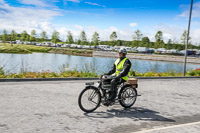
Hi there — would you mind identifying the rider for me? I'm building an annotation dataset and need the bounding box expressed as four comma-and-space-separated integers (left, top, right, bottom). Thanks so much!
104, 48, 132, 105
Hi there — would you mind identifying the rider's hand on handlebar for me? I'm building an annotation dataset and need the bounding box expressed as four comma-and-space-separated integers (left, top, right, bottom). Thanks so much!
115, 76, 121, 80
100, 74, 107, 79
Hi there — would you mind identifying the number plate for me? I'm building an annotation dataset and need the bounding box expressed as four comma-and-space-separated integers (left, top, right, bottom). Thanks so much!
85, 82, 94, 85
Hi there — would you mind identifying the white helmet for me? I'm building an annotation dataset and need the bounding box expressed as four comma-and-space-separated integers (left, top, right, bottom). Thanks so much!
118, 48, 127, 54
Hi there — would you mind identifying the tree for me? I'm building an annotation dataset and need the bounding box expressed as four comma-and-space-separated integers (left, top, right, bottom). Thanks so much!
110, 31, 117, 46
154, 31, 164, 48
91, 32, 100, 46
40, 31, 48, 42
20, 30, 30, 42
166, 39, 172, 49
181, 30, 191, 45
51, 30, 60, 44
79, 31, 87, 45
2, 29, 8, 42
66, 31, 74, 44
110, 31, 117, 41
133, 29, 143, 41
10, 30, 17, 41
116, 40, 122, 46
30, 30, 36, 42
141, 37, 150, 47
155, 31, 163, 41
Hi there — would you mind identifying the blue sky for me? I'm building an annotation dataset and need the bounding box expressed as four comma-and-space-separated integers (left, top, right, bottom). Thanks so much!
0, 0, 200, 44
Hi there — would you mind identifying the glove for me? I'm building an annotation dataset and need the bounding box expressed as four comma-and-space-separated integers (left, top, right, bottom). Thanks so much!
100, 74, 107, 79
115, 76, 121, 80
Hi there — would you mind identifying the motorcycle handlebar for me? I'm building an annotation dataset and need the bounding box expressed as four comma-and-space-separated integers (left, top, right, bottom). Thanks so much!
100, 75, 116, 80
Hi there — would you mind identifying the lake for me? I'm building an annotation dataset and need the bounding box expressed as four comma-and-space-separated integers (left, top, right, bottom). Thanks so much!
0, 53, 199, 74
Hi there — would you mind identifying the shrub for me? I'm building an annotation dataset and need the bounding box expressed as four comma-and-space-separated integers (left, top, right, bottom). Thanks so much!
187, 68, 200, 76
0, 67, 5, 75
130, 70, 136, 76
144, 72, 155, 77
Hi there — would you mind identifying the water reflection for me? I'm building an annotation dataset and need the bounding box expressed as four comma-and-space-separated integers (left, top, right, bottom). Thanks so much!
0, 53, 199, 74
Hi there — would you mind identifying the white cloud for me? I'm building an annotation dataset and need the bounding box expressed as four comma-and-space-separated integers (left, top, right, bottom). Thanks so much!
0, 1, 61, 36
0, 1, 199, 44
74, 24, 83, 31
53, 0, 60, 2
57, 27, 69, 40
151, 24, 200, 44
72, 26, 134, 41
0, 0, 5, 4
179, 1, 200, 18
65, 0, 80, 3
163, 33, 173, 40
55, 25, 135, 42
84, 2, 106, 8
109, 26, 119, 32
151, 24, 184, 43
129, 23, 138, 27
191, 29, 200, 43
19, 0, 48, 7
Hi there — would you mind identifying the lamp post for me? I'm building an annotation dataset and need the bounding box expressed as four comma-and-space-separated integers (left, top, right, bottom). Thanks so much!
183, 0, 193, 76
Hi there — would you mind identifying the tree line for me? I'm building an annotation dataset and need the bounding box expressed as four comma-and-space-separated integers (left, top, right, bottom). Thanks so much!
0, 29, 199, 50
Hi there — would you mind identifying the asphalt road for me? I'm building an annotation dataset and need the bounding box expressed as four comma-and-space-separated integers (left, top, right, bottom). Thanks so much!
0, 78, 200, 133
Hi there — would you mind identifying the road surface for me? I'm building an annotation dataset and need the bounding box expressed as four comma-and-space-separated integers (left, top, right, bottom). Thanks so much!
0, 78, 200, 133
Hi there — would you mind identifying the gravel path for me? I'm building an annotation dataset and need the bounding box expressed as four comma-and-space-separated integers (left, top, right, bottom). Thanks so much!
0, 78, 200, 133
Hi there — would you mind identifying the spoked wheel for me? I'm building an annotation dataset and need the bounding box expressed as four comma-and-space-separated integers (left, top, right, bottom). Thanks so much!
118, 85, 137, 108
78, 86, 101, 113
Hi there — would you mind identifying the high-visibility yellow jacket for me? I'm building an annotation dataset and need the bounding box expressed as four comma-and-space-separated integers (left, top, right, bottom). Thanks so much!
112, 57, 131, 81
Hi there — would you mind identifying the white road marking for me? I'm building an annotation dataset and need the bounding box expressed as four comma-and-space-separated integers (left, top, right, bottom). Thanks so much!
133, 121, 200, 133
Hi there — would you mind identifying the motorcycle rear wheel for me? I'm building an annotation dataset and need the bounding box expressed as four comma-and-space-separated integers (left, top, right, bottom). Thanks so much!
118, 85, 137, 108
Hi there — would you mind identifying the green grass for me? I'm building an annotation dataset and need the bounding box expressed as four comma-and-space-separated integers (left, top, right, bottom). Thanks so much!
50, 48, 93, 55
0, 43, 52, 54
0, 43, 93, 55
0, 68, 199, 78
0, 70, 98, 78
130, 70, 183, 77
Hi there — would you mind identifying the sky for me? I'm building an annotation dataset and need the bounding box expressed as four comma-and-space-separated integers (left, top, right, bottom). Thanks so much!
0, 0, 200, 44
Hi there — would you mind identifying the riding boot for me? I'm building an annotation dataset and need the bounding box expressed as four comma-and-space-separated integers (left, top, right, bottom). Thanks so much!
108, 91, 117, 101
108, 79, 118, 101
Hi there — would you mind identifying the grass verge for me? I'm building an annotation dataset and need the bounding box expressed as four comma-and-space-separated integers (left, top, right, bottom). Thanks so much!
0, 68, 200, 78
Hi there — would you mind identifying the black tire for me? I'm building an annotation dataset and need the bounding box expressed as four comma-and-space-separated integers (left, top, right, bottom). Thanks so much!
78, 86, 101, 113
118, 85, 137, 108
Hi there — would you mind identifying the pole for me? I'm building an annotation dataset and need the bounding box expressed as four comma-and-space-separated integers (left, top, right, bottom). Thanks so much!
183, 0, 193, 76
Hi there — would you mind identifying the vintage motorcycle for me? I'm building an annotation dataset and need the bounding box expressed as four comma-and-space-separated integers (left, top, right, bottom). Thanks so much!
78, 75, 139, 113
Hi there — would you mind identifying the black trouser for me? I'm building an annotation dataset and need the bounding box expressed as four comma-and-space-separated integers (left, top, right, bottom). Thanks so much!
109, 78, 125, 100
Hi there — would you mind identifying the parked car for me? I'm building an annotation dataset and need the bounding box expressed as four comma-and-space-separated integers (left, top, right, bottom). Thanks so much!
36, 43, 42, 46
82, 45, 90, 49
137, 47, 148, 53
89, 46, 95, 49
167, 49, 178, 54
98, 45, 111, 50
70, 44, 78, 48
113, 46, 123, 51
155, 48, 166, 53
179, 50, 196, 55
103, 47, 112, 51
125, 47, 132, 52
77, 45, 83, 49
61, 44, 70, 48
147, 48, 155, 53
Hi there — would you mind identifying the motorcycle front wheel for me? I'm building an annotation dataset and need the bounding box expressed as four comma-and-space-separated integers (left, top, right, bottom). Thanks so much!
78, 86, 101, 113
